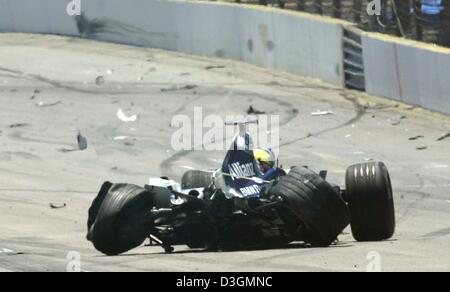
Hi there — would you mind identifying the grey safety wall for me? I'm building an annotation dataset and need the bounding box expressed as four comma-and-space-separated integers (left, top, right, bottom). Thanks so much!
0, 0, 345, 86
2, 0, 450, 115
363, 33, 450, 114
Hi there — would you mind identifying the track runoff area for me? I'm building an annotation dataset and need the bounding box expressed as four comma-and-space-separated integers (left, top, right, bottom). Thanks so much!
0, 34, 449, 276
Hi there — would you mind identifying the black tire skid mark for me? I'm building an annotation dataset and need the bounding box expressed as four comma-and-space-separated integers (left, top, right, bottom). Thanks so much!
280, 91, 367, 147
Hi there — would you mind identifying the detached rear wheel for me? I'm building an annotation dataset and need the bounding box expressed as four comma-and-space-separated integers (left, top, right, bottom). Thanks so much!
346, 162, 395, 241
87, 182, 171, 256
269, 167, 350, 247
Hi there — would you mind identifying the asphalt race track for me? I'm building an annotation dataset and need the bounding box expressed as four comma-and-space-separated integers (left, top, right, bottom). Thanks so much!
1, 33, 450, 272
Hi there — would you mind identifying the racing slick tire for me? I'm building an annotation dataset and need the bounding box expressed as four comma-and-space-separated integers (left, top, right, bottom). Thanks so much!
87, 182, 171, 256
346, 162, 395, 241
181, 170, 212, 189
269, 167, 350, 247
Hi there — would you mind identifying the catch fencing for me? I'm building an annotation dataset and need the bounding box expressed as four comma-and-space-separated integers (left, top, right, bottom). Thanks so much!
223, 0, 450, 47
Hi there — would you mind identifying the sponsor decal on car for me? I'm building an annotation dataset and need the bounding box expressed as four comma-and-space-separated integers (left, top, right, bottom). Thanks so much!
229, 162, 256, 179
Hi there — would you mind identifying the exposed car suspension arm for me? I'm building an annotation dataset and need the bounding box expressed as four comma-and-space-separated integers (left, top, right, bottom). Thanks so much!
254, 196, 284, 212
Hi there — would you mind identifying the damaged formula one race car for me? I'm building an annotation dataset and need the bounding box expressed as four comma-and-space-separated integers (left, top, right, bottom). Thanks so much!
87, 117, 395, 256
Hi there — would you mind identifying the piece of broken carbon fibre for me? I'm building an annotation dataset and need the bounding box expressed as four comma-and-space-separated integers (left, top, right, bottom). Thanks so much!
147, 234, 174, 253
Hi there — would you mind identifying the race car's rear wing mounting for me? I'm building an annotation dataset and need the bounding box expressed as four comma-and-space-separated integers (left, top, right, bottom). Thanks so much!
224, 115, 258, 126
225, 116, 258, 137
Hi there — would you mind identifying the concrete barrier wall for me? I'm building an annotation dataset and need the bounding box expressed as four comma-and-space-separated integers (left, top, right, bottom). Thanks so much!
0, 0, 344, 86
0, 0, 78, 35
363, 33, 450, 114
2, 0, 449, 114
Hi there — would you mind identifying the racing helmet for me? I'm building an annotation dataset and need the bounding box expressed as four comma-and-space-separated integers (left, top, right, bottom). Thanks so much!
253, 147, 276, 173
